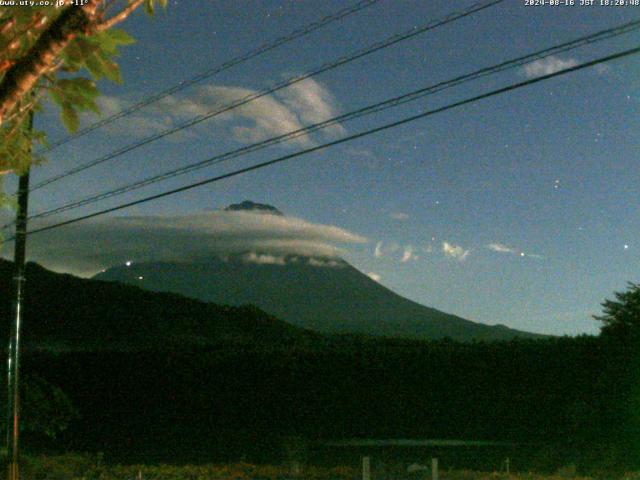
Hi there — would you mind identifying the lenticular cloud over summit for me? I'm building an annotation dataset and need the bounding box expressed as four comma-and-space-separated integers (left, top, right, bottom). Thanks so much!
1, 206, 367, 277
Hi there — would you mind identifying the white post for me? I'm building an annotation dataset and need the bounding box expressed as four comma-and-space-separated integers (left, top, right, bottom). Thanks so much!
362, 456, 371, 480
505, 458, 510, 475
431, 458, 438, 480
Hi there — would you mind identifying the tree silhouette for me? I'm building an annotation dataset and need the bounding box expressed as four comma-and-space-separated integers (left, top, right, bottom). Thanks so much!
594, 282, 640, 341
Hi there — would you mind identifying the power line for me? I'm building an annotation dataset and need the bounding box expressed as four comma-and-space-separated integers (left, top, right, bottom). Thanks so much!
29, 0, 505, 192
6, 45, 638, 243
21, 18, 640, 223
39, 0, 382, 154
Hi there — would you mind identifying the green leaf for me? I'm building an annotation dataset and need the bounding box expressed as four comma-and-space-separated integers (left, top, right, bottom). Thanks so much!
144, 0, 155, 16
57, 77, 99, 102
83, 53, 104, 79
48, 87, 64, 107
73, 36, 99, 60
60, 105, 79, 133
107, 28, 136, 46
96, 50, 122, 83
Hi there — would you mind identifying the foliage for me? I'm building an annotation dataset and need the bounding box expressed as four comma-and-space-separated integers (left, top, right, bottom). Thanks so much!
0, 374, 79, 439
0, 1, 167, 180
594, 282, 640, 341
20, 374, 79, 438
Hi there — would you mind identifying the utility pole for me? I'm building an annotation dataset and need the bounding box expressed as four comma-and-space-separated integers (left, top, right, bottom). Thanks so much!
6, 111, 33, 480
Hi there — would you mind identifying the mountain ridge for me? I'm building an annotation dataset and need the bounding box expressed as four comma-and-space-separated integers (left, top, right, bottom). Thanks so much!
95, 253, 545, 342
0, 259, 322, 352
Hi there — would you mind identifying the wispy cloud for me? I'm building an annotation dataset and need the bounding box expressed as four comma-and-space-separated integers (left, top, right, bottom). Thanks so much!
487, 243, 516, 254
345, 147, 377, 160
521, 56, 578, 79
373, 240, 402, 259
442, 241, 470, 261
2, 210, 366, 277
401, 245, 416, 263
89, 78, 344, 147
389, 212, 410, 221
240, 252, 286, 265
307, 258, 344, 268
486, 242, 544, 260
374, 241, 384, 258
94, 96, 190, 140
277, 79, 345, 138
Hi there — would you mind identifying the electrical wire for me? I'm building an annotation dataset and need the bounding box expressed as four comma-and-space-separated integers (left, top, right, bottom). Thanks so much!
20, 18, 640, 223
5, 44, 637, 243
29, 0, 505, 192
38, 0, 383, 154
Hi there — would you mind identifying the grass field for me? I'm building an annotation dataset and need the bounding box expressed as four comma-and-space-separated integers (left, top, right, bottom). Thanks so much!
11, 454, 639, 480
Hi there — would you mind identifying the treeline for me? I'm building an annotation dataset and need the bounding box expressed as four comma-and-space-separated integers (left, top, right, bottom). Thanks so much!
16, 335, 639, 473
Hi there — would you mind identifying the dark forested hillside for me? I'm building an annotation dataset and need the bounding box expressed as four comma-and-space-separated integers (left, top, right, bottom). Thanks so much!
0, 259, 320, 351
0, 260, 636, 473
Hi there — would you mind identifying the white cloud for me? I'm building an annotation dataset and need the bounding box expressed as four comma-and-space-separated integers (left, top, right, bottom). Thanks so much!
2, 210, 366, 277
442, 241, 469, 261
307, 257, 344, 268
374, 240, 416, 262
367, 272, 381, 282
487, 242, 544, 260
92, 96, 185, 140
89, 78, 344, 147
165, 78, 344, 147
521, 56, 578, 79
277, 79, 345, 137
241, 252, 286, 265
487, 243, 516, 254
195, 84, 313, 146
389, 212, 410, 221
401, 245, 415, 263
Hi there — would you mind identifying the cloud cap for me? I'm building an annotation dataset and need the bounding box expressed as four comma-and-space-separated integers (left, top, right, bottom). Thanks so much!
2, 208, 367, 278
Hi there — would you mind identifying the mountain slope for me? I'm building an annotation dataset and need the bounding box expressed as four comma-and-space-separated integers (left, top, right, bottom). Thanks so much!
95, 255, 543, 342
0, 259, 320, 351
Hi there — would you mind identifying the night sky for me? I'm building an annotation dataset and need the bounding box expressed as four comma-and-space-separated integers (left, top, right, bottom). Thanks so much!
3, 0, 639, 336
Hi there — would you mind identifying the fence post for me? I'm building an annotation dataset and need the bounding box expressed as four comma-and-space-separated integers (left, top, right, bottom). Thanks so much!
362, 456, 371, 480
505, 458, 510, 475
431, 458, 438, 480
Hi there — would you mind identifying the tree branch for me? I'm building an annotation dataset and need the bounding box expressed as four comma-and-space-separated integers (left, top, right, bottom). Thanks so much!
0, 0, 103, 126
96, 0, 144, 32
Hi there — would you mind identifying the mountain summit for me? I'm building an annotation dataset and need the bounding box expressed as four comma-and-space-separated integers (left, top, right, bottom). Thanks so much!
224, 200, 283, 216
94, 201, 545, 342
